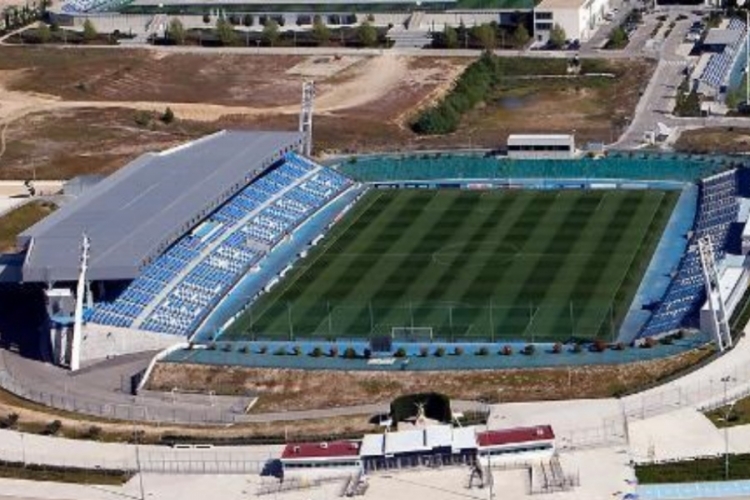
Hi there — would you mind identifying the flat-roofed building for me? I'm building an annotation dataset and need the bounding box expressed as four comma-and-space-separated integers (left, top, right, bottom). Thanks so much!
476, 425, 556, 464
533, 0, 609, 44
280, 440, 362, 471
507, 134, 576, 159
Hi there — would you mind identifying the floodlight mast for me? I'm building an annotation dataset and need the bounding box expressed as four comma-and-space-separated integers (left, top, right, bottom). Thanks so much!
299, 81, 315, 157
70, 233, 90, 371
698, 235, 732, 352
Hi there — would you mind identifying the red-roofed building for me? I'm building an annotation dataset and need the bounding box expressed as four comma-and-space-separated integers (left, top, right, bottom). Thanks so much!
476, 425, 555, 463
281, 441, 362, 471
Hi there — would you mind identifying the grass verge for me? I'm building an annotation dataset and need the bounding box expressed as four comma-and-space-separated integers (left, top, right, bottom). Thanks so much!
0, 460, 133, 485
636, 454, 750, 483
0, 201, 56, 252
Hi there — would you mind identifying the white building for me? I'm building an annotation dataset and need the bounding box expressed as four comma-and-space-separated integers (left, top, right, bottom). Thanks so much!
507, 134, 576, 159
700, 255, 750, 335
533, 0, 610, 43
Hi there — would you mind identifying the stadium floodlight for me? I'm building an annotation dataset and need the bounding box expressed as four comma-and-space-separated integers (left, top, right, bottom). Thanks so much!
698, 235, 732, 352
299, 81, 315, 157
70, 233, 91, 372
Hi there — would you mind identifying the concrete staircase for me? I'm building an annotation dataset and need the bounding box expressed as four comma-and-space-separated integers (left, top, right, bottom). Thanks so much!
387, 12, 431, 48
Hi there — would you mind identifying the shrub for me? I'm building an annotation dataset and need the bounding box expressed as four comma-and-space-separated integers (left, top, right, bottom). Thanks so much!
45, 420, 62, 436
343, 347, 357, 359
501, 345, 513, 356
221, 343, 232, 352
419, 346, 429, 357
134, 110, 151, 127
1, 412, 19, 429
552, 342, 563, 354
394, 347, 407, 358
161, 106, 175, 124
435, 347, 446, 357
310, 347, 323, 357
273, 347, 287, 355
453, 346, 464, 356
591, 339, 607, 353
238, 345, 249, 354
329, 346, 339, 357
364, 348, 372, 359
522, 344, 536, 355
291, 345, 302, 356
86, 425, 102, 440
476, 346, 489, 356
206, 343, 217, 351
258, 345, 268, 354
642, 337, 657, 348
659, 335, 674, 345
571, 343, 583, 353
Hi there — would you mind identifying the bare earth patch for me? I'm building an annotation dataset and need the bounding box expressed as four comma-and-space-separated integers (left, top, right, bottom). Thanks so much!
148, 346, 712, 413
0, 386, 375, 443
675, 127, 750, 154
0, 107, 218, 180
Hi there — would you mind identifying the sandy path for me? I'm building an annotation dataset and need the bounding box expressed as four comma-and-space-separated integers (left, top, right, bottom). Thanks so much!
0, 54, 412, 126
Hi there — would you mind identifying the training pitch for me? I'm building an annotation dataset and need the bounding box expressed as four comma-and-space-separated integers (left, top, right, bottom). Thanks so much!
224, 189, 679, 342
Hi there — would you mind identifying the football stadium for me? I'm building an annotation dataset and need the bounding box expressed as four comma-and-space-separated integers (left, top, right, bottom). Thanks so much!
11, 129, 750, 371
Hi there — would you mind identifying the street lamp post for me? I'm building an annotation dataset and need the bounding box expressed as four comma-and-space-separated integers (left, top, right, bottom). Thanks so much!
720, 375, 735, 480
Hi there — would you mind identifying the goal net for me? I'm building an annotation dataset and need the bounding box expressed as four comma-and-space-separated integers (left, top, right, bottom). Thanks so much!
391, 327, 434, 342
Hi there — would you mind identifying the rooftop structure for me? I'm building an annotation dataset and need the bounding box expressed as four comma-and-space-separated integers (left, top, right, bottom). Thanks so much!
476, 425, 556, 447
19, 131, 303, 283
281, 441, 360, 460
704, 28, 743, 47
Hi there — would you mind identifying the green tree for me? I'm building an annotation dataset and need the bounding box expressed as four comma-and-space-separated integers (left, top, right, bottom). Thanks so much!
36, 22, 51, 43
161, 106, 175, 124
443, 25, 458, 48
549, 23, 566, 49
357, 20, 377, 47
608, 26, 628, 49
216, 17, 237, 46
262, 18, 279, 46
242, 13, 253, 27
512, 24, 530, 47
471, 23, 496, 51
167, 17, 186, 45
202, 13, 210, 24
82, 18, 97, 42
312, 16, 330, 45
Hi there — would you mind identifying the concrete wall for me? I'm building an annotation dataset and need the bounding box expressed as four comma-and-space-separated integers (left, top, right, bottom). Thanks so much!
80, 322, 180, 366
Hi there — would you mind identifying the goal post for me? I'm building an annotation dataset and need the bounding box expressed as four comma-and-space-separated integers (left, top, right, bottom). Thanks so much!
391, 326, 434, 342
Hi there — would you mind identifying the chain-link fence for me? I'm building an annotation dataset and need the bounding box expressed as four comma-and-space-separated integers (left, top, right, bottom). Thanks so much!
0, 369, 250, 425
622, 364, 750, 421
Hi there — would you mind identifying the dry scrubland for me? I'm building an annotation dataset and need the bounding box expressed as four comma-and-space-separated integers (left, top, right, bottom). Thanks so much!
675, 126, 750, 154
149, 347, 712, 412
0, 386, 374, 443
0, 47, 655, 181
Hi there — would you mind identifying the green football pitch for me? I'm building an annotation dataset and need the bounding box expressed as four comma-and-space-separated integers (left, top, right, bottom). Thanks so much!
224, 189, 679, 342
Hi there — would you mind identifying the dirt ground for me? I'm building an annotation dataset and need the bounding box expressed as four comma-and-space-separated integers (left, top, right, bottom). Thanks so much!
0, 385, 375, 444
0, 47, 467, 175
0, 47, 656, 178
148, 346, 713, 413
675, 126, 750, 154
0, 107, 218, 180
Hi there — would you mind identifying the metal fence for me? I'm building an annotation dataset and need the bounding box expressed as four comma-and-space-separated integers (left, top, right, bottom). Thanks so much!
621, 364, 750, 421
0, 369, 250, 425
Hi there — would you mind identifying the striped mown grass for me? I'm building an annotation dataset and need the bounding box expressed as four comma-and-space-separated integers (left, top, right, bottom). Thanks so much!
225, 189, 678, 342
